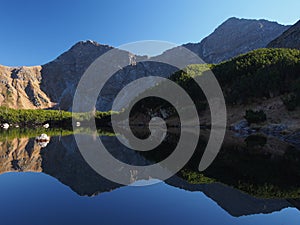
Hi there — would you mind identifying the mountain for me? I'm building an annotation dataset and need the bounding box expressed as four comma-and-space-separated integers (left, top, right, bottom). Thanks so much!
41, 41, 179, 111
0, 40, 178, 111
40, 40, 114, 107
182, 17, 289, 63
0, 18, 293, 110
267, 20, 300, 49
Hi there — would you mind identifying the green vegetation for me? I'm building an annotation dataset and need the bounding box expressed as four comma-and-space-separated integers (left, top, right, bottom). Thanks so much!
0, 127, 115, 141
0, 107, 71, 125
168, 48, 299, 106
0, 107, 114, 127
0, 128, 73, 141
179, 169, 216, 184
244, 109, 267, 124
171, 48, 300, 108
131, 48, 300, 120
169, 64, 210, 111
213, 48, 300, 105
128, 64, 210, 119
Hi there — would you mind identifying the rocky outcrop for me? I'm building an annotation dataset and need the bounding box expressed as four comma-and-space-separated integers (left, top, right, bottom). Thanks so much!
181, 17, 289, 63
267, 20, 300, 49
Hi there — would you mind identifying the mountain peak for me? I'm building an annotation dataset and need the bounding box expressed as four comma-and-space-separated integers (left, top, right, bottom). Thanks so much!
183, 18, 290, 63
49, 40, 114, 66
70, 40, 113, 51
224, 17, 240, 22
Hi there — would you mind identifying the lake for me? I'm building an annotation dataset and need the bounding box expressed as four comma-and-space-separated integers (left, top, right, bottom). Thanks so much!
0, 130, 299, 225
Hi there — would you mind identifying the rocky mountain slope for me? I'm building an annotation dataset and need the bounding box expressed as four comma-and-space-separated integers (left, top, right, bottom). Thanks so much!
0, 40, 178, 111
267, 19, 300, 49
0, 65, 52, 109
0, 18, 292, 111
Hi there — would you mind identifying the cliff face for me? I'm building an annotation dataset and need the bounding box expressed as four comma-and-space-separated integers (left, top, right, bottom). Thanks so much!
182, 17, 289, 63
267, 20, 300, 50
0, 65, 52, 109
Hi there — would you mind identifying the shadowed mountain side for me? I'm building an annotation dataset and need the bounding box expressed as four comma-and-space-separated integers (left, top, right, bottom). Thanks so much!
40, 135, 123, 196
287, 199, 300, 211
40, 134, 155, 195
41, 41, 179, 111
267, 20, 300, 50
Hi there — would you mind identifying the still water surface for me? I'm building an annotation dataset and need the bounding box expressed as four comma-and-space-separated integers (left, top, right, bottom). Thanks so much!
0, 133, 299, 225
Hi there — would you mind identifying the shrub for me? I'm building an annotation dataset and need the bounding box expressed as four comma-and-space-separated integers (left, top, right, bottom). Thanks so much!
281, 94, 298, 111
244, 109, 267, 124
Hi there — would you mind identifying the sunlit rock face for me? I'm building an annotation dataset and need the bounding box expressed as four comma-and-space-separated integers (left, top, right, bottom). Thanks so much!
0, 65, 52, 109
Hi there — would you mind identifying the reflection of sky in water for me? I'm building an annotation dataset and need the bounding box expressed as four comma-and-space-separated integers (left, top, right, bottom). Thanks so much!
0, 172, 299, 225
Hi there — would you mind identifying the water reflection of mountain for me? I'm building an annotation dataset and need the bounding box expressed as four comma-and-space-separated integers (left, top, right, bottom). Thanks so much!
41, 135, 123, 196
166, 176, 296, 217
0, 134, 299, 217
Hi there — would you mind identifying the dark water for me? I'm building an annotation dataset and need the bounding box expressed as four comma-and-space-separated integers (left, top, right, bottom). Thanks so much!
0, 132, 300, 225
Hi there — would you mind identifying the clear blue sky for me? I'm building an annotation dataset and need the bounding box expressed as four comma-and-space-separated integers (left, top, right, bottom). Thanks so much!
1, 0, 299, 66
